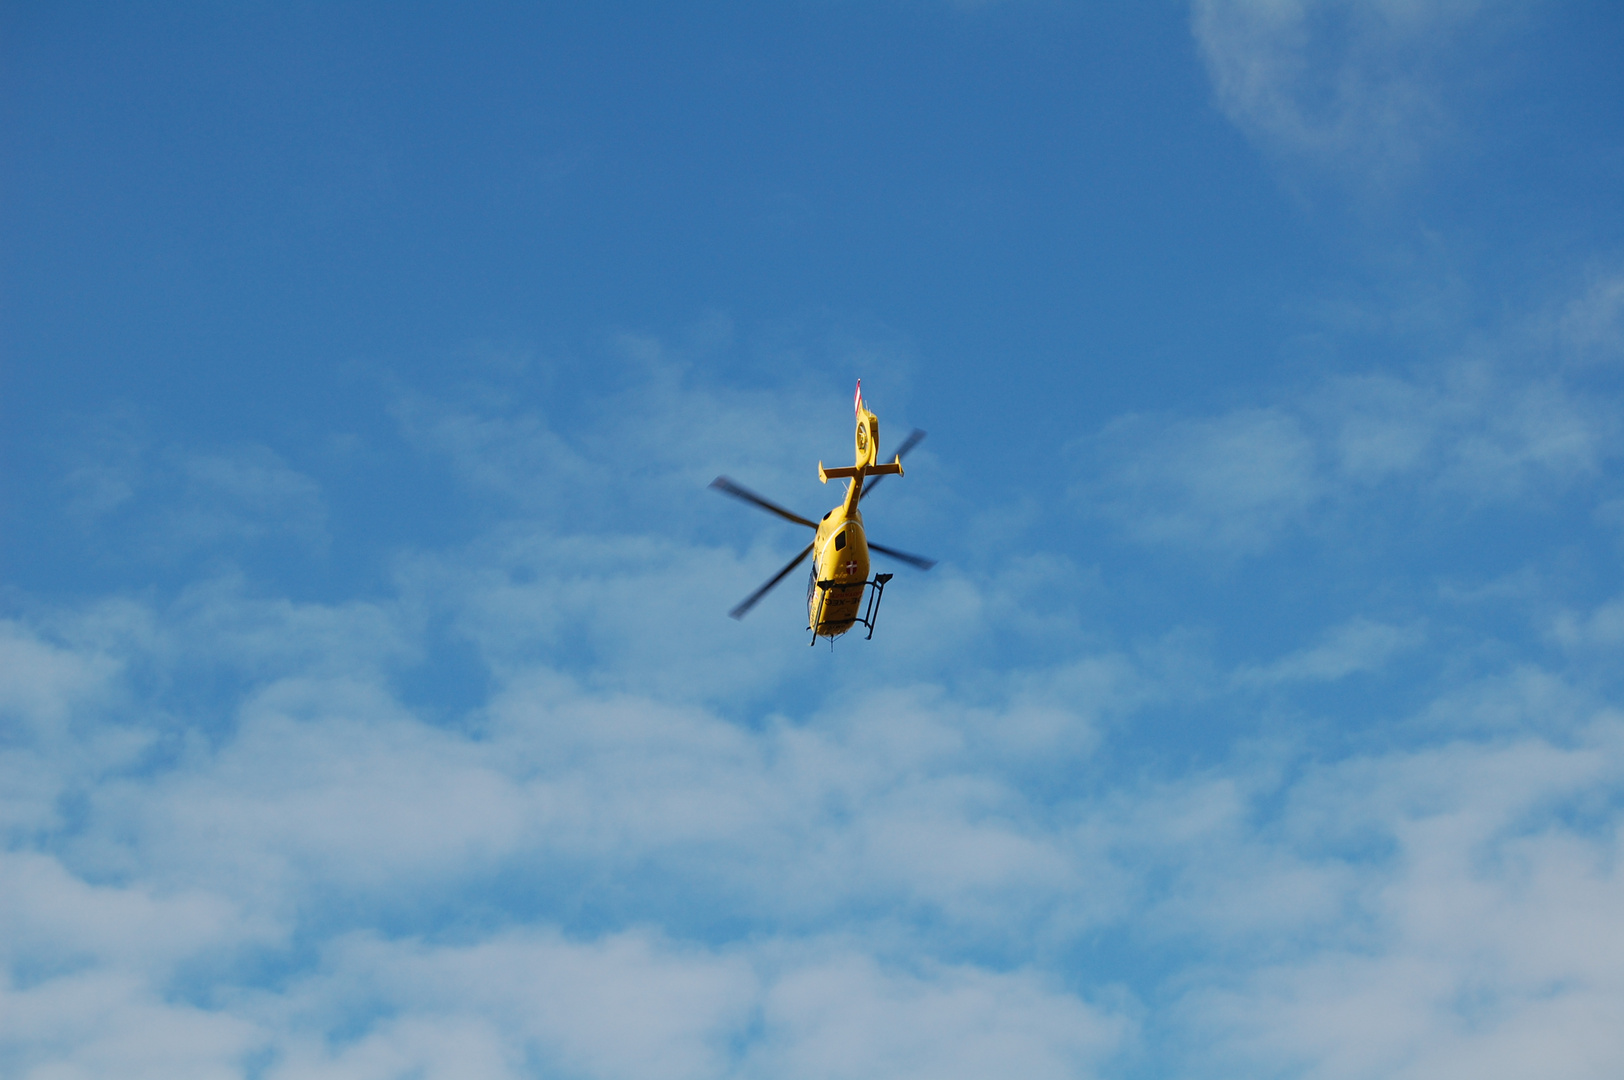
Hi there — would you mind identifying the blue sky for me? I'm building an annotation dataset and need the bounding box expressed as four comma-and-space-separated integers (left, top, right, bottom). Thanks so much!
4, 2, 1624, 1077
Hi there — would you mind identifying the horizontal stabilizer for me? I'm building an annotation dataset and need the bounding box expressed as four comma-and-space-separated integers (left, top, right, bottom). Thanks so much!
819, 463, 858, 482
819, 457, 904, 484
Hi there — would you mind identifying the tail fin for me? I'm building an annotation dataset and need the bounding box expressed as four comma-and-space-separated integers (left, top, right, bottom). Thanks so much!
820, 378, 900, 483
854, 380, 879, 469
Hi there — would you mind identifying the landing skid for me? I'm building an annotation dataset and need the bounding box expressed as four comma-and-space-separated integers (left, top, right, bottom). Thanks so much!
808, 573, 895, 646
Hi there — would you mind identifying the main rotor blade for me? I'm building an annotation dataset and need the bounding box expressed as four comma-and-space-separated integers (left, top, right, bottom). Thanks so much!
729, 543, 816, 620
860, 429, 926, 501
891, 427, 927, 461
868, 541, 936, 571
709, 476, 818, 529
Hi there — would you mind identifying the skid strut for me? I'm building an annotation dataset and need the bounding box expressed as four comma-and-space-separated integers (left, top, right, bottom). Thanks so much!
809, 573, 895, 645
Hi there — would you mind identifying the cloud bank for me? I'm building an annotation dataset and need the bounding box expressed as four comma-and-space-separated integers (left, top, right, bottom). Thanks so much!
7, 310, 1624, 1076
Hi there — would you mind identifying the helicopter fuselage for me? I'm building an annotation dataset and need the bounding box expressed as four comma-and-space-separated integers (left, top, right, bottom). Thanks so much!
807, 504, 871, 637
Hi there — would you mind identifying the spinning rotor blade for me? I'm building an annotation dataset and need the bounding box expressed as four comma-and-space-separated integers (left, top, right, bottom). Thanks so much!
860, 428, 926, 501
709, 476, 818, 529
729, 543, 816, 620
868, 541, 936, 571
891, 427, 928, 461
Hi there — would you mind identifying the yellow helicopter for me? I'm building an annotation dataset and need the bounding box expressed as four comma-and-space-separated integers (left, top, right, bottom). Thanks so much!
711, 381, 935, 643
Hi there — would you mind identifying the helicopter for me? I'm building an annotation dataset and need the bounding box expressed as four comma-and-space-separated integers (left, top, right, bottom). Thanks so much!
711, 381, 935, 644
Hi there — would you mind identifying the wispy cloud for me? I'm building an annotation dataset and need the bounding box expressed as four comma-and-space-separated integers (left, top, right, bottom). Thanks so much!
1236, 616, 1424, 685
1556, 274, 1624, 365
1190, 0, 1511, 182
66, 426, 330, 563
1080, 277, 1622, 555
1086, 406, 1321, 553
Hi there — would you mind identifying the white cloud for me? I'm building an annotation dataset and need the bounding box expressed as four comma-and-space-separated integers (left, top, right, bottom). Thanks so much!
171, 446, 329, 551
266, 930, 758, 1080
244, 932, 1126, 1080
0, 618, 143, 839
66, 432, 330, 561
387, 332, 890, 531
1238, 617, 1424, 684
1170, 717, 1624, 1078
1086, 407, 1321, 553
10, 333, 1624, 1079
1, 969, 266, 1080
0, 620, 121, 742
1552, 594, 1624, 651
1557, 274, 1624, 365
1190, 0, 1505, 181
745, 952, 1127, 1080
10, 554, 1619, 1077
0, 847, 271, 1079
1081, 283, 1622, 554
0, 850, 257, 976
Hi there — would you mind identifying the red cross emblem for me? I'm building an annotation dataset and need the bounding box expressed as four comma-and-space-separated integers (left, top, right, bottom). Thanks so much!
842, 559, 860, 576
